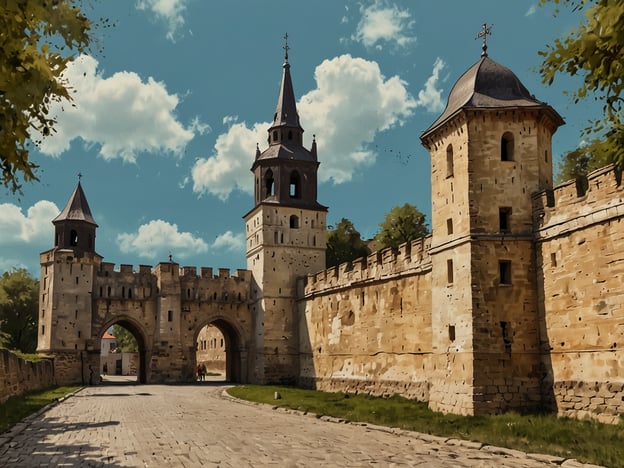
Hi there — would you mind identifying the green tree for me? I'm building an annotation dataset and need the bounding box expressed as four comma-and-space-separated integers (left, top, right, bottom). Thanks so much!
326, 218, 371, 268
374, 203, 429, 250
0, 0, 92, 193
0, 269, 39, 353
539, 0, 624, 169
555, 142, 610, 185
111, 325, 138, 352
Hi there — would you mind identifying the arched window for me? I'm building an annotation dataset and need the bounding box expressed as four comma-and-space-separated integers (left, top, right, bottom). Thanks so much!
264, 169, 275, 197
501, 132, 514, 161
290, 215, 299, 229
289, 171, 300, 198
446, 144, 454, 177
70, 230, 78, 246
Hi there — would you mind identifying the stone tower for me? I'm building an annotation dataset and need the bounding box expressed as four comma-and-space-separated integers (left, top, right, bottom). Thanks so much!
420, 50, 564, 415
38, 181, 103, 384
244, 40, 327, 384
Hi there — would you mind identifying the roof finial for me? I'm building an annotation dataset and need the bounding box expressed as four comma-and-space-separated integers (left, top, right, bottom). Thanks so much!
476, 23, 492, 57
283, 32, 289, 63
78, 172, 83, 181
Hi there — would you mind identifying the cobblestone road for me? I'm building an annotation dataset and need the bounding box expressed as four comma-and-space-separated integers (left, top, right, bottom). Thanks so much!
0, 383, 601, 467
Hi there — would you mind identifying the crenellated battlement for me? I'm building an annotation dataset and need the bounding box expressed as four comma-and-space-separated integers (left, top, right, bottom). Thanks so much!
532, 164, 624, 240
94, 262, 251, 302
97, 262, 250, 281
301, 235, 432, 296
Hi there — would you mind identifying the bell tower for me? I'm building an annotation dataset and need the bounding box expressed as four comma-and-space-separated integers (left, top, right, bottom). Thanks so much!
38, 180, 103, 385
245, 35, 327, 384
420, 36, 564, 415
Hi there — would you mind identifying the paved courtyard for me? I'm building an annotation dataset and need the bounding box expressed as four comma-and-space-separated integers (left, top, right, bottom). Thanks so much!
0, 383, 600, 467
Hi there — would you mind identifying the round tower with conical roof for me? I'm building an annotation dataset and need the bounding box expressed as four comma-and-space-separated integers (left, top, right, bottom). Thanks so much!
244, 38, 327, 384
420, 49, 564, 415
38, 181, 103, 385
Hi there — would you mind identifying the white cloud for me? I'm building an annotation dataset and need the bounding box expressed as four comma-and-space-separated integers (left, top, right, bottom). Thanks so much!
222, 115, 239, 126
191, 121, 267, 200
0, 201, 58, 244
136, 0, 188, 41
415, 58, 448, 113
212, 231, 244, 251
117, 219, 208, 259
36, 55, 196, 162
525, 5, 537, 16
352, 0, 416, 50
191, 54, 416, 199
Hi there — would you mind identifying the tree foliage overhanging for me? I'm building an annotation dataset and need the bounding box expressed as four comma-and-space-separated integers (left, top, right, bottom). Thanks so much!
539, 0, 624, 171
0, 269, 39, 353
0, 0, 92, 193
374, 203, 429, 250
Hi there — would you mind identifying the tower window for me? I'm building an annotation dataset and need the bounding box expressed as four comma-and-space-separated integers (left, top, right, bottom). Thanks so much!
499, 208, 511, 232
446, 218, 453, 235
70, 230, 78, 246
289, 171, 300, 198
168, 310, 173, 321
446, 144, 454, 177
290, 215, 299, 229
448, 325, 456, 342
288, 130, 293, 140
264, 169, 275, 197
501, 132, 514, 161
447, 259, 454, 284
499, 261, 512, 285
272, 130, 278, 142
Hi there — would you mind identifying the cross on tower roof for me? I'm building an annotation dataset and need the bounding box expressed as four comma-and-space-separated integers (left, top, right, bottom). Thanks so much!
283, 32, 289, 63
476, 23, 492, 57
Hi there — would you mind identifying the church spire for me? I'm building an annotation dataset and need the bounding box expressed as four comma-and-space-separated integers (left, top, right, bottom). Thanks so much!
270, 32, 303, 135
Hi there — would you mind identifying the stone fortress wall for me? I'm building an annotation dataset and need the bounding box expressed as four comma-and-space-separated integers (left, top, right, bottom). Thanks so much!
0, 349, 55, 403
533, 164, 624, 424
298, 236, 433, 400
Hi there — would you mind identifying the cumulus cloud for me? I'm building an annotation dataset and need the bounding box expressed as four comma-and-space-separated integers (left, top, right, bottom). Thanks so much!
36, 55, 197, 162
212, 231, 244, 251
117, 219, 208, 259
136, 0, 188, 41
414, 58, 448, 113
0, 201, 58, 245
191, 121, 267, 200
525, 4, 537, 16
352, 0, 416, 50
191, 54, 416, 199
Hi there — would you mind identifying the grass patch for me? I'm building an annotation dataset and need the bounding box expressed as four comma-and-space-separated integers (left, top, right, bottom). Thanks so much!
228, 385, 624, 467
0, 386, 80, 434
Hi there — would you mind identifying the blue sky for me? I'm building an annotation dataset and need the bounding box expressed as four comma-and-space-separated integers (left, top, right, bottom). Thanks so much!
1, 0, 597, 277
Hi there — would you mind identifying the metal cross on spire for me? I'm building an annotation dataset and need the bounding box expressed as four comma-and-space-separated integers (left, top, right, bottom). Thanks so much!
78, 172, 83, 181
476, 23, 492, 57
283, 32, 289, 63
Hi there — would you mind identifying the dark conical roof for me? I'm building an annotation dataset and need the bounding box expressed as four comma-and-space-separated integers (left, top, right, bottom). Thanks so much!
52, 181, 98, 226
271, 60, 303, 130
422, 56, 564, 138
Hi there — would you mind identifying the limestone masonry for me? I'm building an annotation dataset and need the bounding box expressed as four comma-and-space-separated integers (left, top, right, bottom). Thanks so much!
37, 47, 624, 424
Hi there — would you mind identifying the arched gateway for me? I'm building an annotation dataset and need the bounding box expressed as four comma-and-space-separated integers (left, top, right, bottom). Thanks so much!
37, 41, 327, 387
